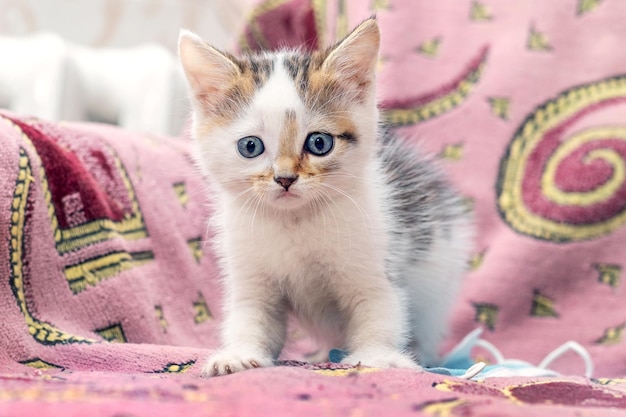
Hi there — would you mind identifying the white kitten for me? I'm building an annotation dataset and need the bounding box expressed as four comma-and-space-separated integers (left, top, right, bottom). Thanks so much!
178, 18, 472, 376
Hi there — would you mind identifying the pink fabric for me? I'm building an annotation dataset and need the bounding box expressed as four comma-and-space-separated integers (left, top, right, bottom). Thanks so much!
244, 0, 626, 377
2, 0, 626, 414
1, 365, 626, 416
0, 110, 220, 372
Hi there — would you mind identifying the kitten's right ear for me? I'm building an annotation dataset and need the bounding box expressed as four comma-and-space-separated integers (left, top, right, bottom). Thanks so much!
178, 30, 240, 103
322, 18, 380, 88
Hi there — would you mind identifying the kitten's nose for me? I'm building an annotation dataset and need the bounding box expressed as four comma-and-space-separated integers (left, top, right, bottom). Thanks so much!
274, 175, 298, 191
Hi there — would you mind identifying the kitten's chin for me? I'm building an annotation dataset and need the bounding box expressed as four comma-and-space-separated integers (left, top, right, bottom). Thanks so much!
266, 190, 309, 211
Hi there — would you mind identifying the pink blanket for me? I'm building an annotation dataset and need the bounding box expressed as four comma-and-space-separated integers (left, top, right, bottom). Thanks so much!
2, 0, 626, 415
2, 366, 626, 416
241, 0, 626, 378
0, 111, 219, 371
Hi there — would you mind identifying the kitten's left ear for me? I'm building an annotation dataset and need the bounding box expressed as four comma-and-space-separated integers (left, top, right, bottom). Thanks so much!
322, 18, 380, 87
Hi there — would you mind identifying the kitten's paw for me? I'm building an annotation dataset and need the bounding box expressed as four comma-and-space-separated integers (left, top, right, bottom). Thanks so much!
201, 350, 274, 377
342, 348, 422, 371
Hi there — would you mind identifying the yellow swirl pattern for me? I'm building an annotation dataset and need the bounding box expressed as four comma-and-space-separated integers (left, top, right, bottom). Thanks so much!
498, 75, 626, 242
383, 60, 486, 127
542, 127, 626, 207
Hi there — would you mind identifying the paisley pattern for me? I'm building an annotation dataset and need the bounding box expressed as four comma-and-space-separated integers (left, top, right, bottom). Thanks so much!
497, 75, 626, 242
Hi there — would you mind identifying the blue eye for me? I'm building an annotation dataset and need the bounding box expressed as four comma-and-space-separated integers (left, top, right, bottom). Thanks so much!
304, 132, 334, 156
237, 136, 265, 158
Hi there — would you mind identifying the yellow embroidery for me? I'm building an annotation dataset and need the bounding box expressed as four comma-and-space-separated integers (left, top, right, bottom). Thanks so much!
151, 361, 196, 374
439, 143, 464, 161
371, 0, 390, 11
462, 197, 475, 213
336, 0, 349, 40
470, 1, 492, 21
194, 293, 213, 324
469, 250, 486, 270
595, 323, 625, 345
96, 324, 127, 343
416, 398, 469, 417
383, 49, 488, 127
542, 128, 626, 207
530, 290, 559, 318
594, 378, 626, 386
7, 147, 94, 346
187, 237, 203, 263
173, 182, 189, 208
21, 359, 63, 370
10, 120, 148, 255
1, 115, 154, 346
527, 26, 552, 51
51, 148, 147, 254
473, 303, 498, 331
594, 263, 621, 288
64, 251, 154, 294
417, 38, 442, 58
578, 0, 602, 15
314, 367, 379, 377
488, 97, 510, 120
497, 75, 626, 242
155, 305, 168, 332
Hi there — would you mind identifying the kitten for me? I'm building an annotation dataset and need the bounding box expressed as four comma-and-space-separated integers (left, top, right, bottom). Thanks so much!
178, 18, 472, 377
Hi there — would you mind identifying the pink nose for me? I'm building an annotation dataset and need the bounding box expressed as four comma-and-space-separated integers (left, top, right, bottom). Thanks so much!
274, 176, 298, 191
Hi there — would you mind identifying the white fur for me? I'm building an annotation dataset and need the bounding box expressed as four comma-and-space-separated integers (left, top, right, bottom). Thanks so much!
180, 24, 471, 377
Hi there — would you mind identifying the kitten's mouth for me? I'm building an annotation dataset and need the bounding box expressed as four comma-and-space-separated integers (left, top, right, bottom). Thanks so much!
271, 189, 305, 208
276, 190, 299, 199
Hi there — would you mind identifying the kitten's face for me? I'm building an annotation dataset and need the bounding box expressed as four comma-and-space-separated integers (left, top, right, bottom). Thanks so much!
179, 19, 380, 212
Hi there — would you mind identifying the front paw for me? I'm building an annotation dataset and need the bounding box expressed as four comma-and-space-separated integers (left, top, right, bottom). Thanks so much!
342, 348, 422, 371
201, 349, 274, 377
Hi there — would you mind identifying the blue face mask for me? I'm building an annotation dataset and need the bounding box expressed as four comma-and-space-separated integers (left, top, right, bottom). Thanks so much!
329, 327, 594, 380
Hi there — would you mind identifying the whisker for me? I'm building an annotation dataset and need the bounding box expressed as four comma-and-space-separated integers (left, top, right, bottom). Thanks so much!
319, 182, 375, 236
316, 188, 352, 272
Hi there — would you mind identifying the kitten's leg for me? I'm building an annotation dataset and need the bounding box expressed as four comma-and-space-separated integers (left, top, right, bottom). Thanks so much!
409, 306, 447, 367
338, 279, 422, 370
202, 282, 286, 377
405, 238, 469, 367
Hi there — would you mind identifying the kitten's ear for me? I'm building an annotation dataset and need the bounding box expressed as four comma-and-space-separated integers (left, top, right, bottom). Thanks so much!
322, 18, 380, 86
178, 30, 240, 103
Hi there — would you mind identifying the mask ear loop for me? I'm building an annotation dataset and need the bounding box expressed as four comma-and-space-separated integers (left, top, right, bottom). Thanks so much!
477, 338, 594, 378
475, 338, 506, 364
458, 361, 487, 380
537, 341, 594, 378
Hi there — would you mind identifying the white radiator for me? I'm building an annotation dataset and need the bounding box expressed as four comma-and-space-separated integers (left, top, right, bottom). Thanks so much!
0, 32, 189, 136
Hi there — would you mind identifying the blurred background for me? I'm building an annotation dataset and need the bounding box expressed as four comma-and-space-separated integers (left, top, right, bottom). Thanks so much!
0, 0, 255, 135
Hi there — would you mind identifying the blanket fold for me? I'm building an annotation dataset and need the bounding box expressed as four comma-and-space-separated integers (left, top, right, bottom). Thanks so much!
0, 111, 219, 374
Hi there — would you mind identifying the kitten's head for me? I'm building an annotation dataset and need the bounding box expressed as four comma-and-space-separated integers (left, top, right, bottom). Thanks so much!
179, 19, 380, 212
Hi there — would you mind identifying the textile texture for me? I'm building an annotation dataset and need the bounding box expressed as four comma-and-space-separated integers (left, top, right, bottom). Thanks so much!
0, 111, 221, 370
2, 0, 626, 415
242, 0, 626, 378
